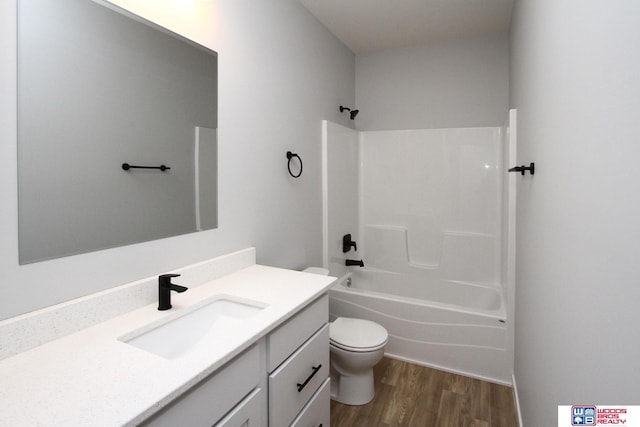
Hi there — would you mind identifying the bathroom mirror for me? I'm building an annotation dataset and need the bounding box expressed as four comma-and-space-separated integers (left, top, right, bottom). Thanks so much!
17, 0, 218, 264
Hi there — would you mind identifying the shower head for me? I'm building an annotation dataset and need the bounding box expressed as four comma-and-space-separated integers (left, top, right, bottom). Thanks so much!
339, 105, 359, 120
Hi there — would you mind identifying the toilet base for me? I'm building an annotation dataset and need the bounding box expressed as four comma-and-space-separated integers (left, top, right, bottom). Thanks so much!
330, 369, 375, 405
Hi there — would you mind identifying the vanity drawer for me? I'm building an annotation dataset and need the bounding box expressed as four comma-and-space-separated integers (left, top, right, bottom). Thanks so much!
290, 378, 330, 427
268, 325, 329, 427
267, 295, 328, 372
143, 344, 261, 426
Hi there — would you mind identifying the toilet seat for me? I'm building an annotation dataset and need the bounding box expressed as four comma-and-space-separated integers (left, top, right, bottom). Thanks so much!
330, 317, 388, 352
330, 339, 387, 352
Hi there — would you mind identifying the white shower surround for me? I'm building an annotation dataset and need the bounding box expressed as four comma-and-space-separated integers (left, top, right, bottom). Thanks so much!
322, 120, 513, 384
360, 127, 504, 287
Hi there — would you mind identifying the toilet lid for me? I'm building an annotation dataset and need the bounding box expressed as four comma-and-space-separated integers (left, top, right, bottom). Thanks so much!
303, 267, 329, 275
330, 317, 388, 351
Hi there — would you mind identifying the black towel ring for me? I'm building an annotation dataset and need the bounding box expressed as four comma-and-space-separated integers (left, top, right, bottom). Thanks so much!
286, 151, 303, 178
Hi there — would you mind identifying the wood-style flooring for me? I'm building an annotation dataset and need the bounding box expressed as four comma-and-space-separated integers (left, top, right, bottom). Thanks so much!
330, 357, 517, 427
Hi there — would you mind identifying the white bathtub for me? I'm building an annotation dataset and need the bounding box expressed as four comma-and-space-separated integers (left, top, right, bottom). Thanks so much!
329, 270, 512, 385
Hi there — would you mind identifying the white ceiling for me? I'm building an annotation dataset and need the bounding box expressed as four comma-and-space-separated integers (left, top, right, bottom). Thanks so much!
299, 0, 514, 54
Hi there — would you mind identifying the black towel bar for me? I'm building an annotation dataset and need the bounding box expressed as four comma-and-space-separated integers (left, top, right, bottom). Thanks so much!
122, 163, 170, 171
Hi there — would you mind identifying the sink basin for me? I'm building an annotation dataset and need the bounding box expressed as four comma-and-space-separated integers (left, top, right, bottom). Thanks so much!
121, 296, 266, 359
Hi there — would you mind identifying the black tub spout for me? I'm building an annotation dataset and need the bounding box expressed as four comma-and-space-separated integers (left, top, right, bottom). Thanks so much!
345, 259, 364, 267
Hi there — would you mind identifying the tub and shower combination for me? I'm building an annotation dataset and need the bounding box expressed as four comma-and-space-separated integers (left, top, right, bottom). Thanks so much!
322, 117, 515, 385
329, 269, 509, 384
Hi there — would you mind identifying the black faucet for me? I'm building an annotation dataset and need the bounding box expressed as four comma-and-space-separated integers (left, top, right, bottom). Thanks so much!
158, 274, 188, 311
345, 259, 364, 267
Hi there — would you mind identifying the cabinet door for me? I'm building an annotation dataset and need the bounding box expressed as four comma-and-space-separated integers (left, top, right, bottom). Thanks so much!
290, 378, 330, 427
269, 325, 329, 427
142, 345, 261, 426
214, 387, 266, 427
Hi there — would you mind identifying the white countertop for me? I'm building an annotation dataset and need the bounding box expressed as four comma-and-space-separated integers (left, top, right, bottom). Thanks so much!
0, 264, 335, 426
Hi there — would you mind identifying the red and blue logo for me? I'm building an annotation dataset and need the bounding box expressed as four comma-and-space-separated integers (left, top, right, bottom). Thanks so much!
572, 405, 596, 426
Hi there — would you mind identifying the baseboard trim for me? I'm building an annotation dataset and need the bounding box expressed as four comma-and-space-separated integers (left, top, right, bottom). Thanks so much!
512, 373, 524, 427
384, 352, 513, 387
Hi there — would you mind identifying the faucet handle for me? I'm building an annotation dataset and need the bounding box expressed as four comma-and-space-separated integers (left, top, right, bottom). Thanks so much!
342, 234, 357, 253
159, 273, 181, 286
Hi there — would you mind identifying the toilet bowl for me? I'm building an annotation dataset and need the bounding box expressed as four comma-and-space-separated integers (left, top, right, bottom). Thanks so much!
302, 267, 388, 405
329, 317, 388, 405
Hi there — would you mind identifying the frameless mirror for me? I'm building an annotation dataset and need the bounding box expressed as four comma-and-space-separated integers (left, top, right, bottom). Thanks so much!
17, 0, 218, 264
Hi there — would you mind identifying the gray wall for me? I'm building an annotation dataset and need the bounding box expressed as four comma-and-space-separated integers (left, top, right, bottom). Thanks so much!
0, 0, 355, 320
355, 35, 509, 130
510, 0, 640, 425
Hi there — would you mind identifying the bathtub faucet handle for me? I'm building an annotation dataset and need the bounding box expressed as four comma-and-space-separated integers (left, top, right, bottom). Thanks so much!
342, 234, 358, 253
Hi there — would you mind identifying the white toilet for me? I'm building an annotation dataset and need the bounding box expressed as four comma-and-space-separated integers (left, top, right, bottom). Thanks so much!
303, 267, 389, 405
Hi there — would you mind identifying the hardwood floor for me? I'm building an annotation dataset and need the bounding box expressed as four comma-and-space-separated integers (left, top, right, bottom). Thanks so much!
330, 357, 517, 427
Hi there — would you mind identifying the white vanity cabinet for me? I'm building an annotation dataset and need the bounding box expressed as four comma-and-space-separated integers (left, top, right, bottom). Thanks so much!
141, 294, 330, 427
142, 344, 266, 427
267, 295, 330, 427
